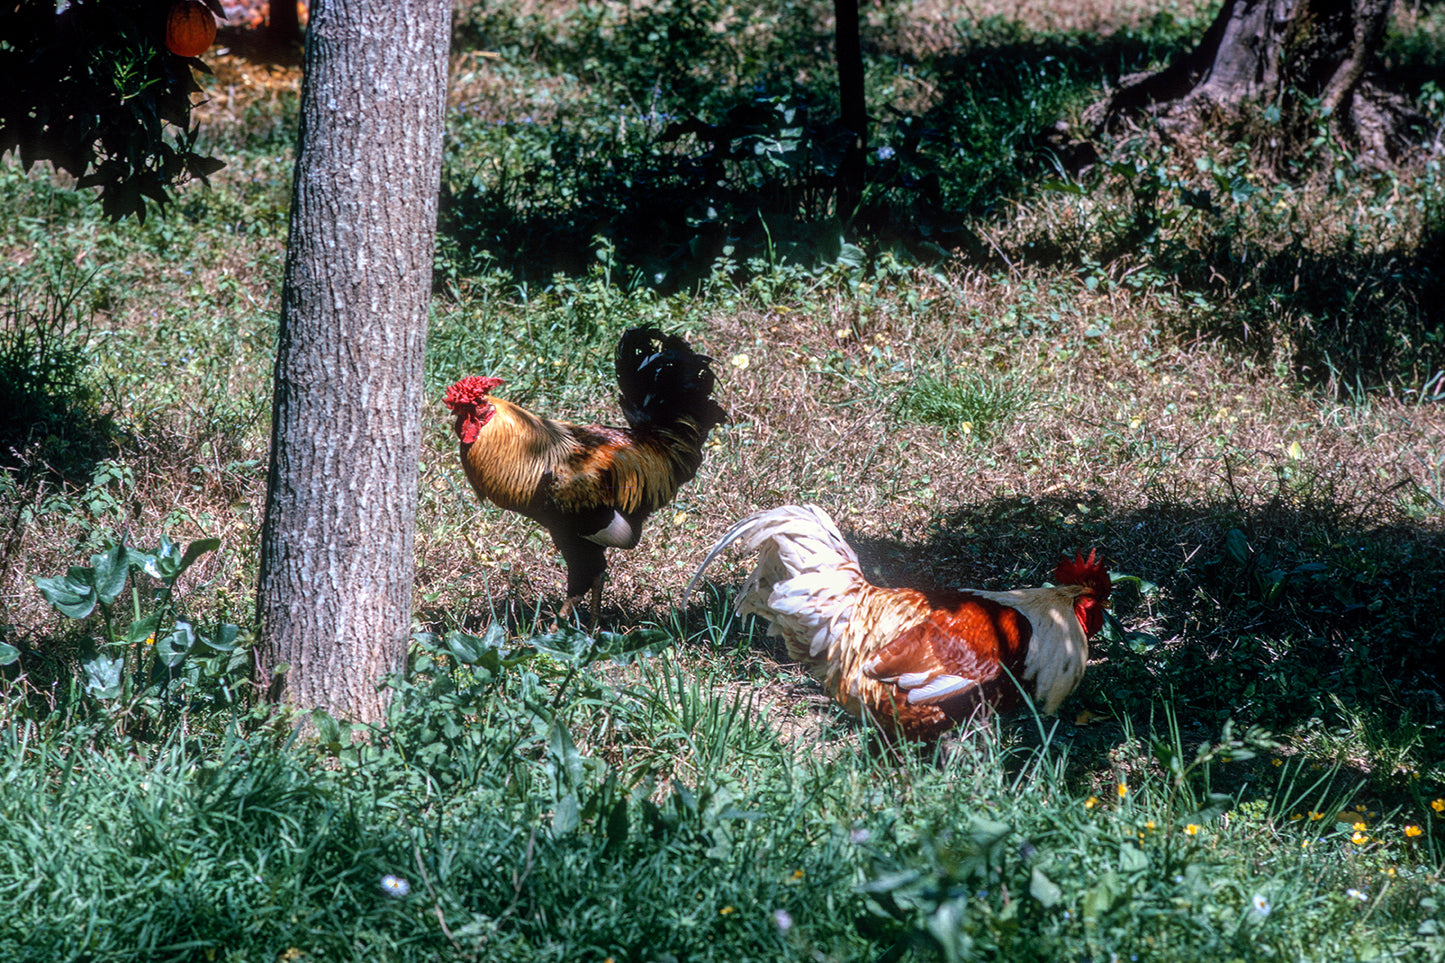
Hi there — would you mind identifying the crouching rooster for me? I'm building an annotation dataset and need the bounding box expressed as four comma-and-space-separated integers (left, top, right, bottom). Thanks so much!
445, 326, 727, 624
685, 504, 1111, 740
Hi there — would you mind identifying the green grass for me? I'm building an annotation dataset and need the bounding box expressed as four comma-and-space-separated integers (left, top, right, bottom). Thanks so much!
1, 0, 1444, 958
2, 646, 1440, 962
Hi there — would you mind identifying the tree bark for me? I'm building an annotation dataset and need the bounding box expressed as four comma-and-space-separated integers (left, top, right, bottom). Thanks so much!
255, 0, 451, 722
834, 0, 867, 217
1087, 0, 1416, 162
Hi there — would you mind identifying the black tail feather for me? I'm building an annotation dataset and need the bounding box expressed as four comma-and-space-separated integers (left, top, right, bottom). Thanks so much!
615, 326, 727, 433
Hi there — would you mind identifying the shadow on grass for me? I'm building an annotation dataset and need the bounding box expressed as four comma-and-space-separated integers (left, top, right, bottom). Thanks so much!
1172, 228, 1445, 395
437, 5, 1444, 391
679, 484, 1443, 794
0, 291, 124, 489
864, 490, 1442, 733
1012, 209, 1445, 395
436, 20, 1193, 291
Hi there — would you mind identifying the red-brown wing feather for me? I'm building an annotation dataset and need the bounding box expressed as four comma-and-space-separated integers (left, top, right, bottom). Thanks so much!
546, 426, 633, 515
548, 430, 687, 517
861, 593, 1035, 736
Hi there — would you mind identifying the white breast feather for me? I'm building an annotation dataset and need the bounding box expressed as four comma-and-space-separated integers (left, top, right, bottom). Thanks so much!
969, 586, 1089, 713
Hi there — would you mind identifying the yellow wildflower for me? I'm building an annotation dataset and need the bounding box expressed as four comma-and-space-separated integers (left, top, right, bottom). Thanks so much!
1117, 783, 1128, 799
1405, 825, 1423, 838
1351, 831, 1369, 845
1085, 796, 1099, 810
1432, 798, 1444, 814
1184, 824, 1201, 836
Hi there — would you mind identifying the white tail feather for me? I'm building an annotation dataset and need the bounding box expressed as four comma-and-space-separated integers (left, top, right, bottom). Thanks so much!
685, 504, 871, 667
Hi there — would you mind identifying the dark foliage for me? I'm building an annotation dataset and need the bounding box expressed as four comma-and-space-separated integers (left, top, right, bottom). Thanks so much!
0, 283, 120, 484
0, 0, 227, 220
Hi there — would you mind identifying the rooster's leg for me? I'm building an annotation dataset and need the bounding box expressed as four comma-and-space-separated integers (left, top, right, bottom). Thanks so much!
587, 573, 604, 634
556, 578, 601, 633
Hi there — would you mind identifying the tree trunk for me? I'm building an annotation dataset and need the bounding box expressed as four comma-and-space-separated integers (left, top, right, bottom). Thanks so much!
255, 0, 452, 722
1087, 0, 1417, 162
834, 0, 867, 217
266, 0, 302, 49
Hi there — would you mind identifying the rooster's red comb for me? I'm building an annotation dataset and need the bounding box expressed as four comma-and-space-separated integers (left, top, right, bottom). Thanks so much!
1054, 549, 1111, 601
444, 376, 505, 410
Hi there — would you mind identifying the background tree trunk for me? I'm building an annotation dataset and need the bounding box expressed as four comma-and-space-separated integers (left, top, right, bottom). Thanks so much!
266, 0, 302, 49
1088, 0, 1415, 162
255, 0, 452, 722
834, 0, 867, 217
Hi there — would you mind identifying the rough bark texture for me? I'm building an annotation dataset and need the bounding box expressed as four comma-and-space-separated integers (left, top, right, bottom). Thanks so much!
1087, 0, 1418, 163
255, 0, 452, 721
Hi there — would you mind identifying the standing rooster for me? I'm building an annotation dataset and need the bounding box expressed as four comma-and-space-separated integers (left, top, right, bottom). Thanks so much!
445, 326, 726, 623
685, 504, 1111, 740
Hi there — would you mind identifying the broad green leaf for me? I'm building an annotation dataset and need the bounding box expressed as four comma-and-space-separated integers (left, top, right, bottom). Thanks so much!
593, 627, 671, 662
179, 537, 221, 576
1108, 572, 1159, 596
135, 546, 165, 580
312, 708, 341, 746
1038, 178, 1087, 196
1119, 842, 1148, 873
604, 796, 629, 850
90, 542, 131, 604
126, 612, 161, 647
1192, 793, 1233, 823
1030, 867, 1063, 907
1099, 611, 1126, 645
1225, 529, 1249, 567
0, 642, 18, 666
479, 621, 507, 648
966, 817, 1012, 852
547, 721, 585, 794
205, 623, 241, 652
836, 242, 866, 271
445, 628, 498, 665
1229, 177, 1261, 204
82, 653, 124, 699
36, 569, 98, 619
153, 534, 184, 579
533, 627, 595, 661
1125, 630, 1160, 655
1082, 872, 1120, 922
925, 899, 972, 963
552, 793, 580, 835
156, 620, 196, 668
857, 869, 923, 895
